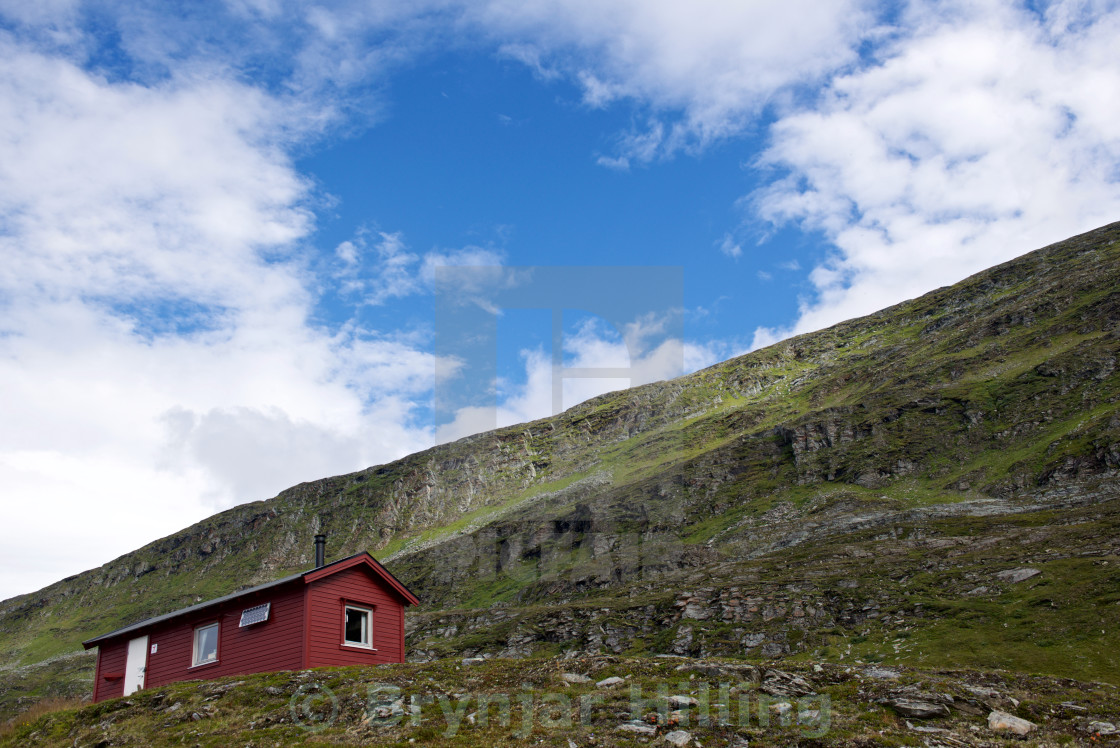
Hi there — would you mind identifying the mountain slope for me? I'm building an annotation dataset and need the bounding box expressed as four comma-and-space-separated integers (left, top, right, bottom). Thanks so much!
1, 221, 1118, 719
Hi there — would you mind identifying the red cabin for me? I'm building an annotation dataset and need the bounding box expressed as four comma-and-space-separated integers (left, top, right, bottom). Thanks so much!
82, 538, 419, 702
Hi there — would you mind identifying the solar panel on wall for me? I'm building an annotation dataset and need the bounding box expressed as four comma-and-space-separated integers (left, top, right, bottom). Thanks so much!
239, 602, 271, 627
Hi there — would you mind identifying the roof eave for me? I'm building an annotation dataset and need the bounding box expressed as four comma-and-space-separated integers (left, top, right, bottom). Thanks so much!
81, 550, 419, 648
303, 552, 421, 606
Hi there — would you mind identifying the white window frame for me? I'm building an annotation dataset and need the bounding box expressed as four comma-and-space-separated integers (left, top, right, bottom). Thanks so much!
342, 604, 374, 649
192, 622, 219, 667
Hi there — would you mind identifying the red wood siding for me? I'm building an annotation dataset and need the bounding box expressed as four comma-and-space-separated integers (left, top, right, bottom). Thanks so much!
92, 638, 128, 702
89, 553, 417, 702
305, 566, 405, 667
92, 581, 305, 700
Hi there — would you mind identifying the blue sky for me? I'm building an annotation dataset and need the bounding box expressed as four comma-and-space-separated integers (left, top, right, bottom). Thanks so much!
2, 0, 1119, 599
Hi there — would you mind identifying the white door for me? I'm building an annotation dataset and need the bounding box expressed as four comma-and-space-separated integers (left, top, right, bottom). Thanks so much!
123, 635, 148, 696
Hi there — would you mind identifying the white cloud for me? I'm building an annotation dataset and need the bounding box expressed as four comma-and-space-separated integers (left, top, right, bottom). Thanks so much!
496, 43, 563, 81
0, 41, 437, 600
435, 313, 725, 444
422, 247, 520, 316
335, 240, 359, 265
328, 233, 515, 314
0, 448, 214, 598
420, 245, 508, 285
0, 297, 437, 599
595, 154, 631, 170
0, 41, 313, 307
717, 233, 742, 259
750, 0, 1120, 346
160, 406, 363, 505
333, 230, 423, 305
0, 0, 81, 30
474, 0, 880, 162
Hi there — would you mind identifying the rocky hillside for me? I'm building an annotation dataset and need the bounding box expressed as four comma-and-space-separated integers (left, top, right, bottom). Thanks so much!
1, 221, 1118, 722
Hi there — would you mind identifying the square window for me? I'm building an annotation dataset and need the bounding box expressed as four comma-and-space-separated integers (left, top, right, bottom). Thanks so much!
343, 605, 372, 648
192, 623, 219, 666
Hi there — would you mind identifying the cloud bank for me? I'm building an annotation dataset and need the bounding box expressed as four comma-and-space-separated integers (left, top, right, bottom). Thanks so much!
0, 38, 435, 596
751, 0, 1120, 345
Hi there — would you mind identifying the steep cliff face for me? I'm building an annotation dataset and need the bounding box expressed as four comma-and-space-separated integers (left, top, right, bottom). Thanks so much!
1, 222, 1119, 717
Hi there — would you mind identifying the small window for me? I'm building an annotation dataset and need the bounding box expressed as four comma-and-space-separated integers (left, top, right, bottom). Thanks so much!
239, 603, 270, 627
343, 605, 372, 648
192, 623, 219, 666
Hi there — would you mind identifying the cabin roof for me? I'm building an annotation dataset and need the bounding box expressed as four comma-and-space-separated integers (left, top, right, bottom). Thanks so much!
81, 551, 419, 649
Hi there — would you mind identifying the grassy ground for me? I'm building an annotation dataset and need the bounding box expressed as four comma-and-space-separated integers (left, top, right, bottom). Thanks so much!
4, 655, 1118, 747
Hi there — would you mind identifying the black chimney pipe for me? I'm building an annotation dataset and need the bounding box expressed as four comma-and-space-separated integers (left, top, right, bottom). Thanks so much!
314, 534, 326, 568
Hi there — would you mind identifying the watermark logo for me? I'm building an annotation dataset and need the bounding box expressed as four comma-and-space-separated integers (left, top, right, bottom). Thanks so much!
425, 265, 708, 628
288, 682, 338, 733
290, 679, 831, 739
434, 264, 684, 437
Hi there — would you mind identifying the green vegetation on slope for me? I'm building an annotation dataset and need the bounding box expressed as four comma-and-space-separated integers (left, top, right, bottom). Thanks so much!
5, 655, 1118, 747
1, 221, 1119, 722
